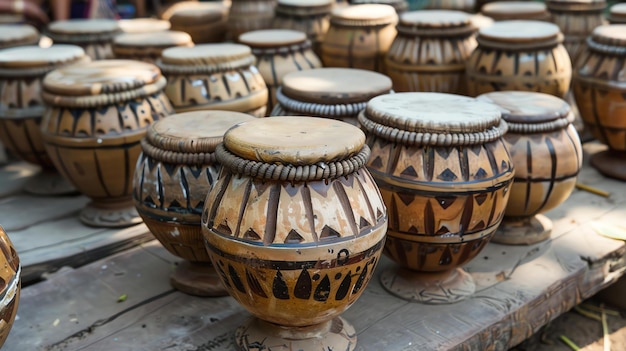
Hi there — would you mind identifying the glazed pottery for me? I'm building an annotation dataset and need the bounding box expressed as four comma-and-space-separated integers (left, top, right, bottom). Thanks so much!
0, 225, 20, 348
321, 4, 398, 72
112, 31, 193, 64
158, 44, 268, 117
46, 19, 121, 60
272, 0, 334, 56
359, 92, 514, 304
41, 60, 174, 227
423, 0, 475, 13
572, 25, 626, 180
477, 91, 582, 244
118, 18, 171, 33
466, 20, 572, 99
134, 110, 254, 296
271, 67, 393, 125
228, 0, 276, 41
608, 3, 626, 24
202, 117, 387, 350
0, 24, 39, 49
385, 10, 477, 95
163, 2, 229, 44
239, 29, 322, 113
481, 1, 551, 21
0, 45, 89, 195
351, 0, 409, 13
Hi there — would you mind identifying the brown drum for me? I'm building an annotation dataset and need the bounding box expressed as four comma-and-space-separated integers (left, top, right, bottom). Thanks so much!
228, 0, 276, 41
359, 92, 514, 304
202, 117, 387, 351
112, 31, 193, 64
118, 18, 171, 33
41, 60, 175, 227
158, 44, 268, 117
608, 3, 626, 24
477, 91, 582, 245
0, 24, 39, 49
163, 2, 229, 44
272, 0, 334, 56
385, 10, 477, 95
46, 19, 120, 60
481, 1, 551, 21
0, 225, 20, 348
134, 110, 254, 296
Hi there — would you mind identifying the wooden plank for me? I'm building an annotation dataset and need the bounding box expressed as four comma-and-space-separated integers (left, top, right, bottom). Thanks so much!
0, 194, 89, 232
0, 161, 39, 198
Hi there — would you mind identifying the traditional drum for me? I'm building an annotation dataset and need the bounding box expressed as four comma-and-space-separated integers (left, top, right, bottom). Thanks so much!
423, 0, 475, 13
272, 0, 334, 56
0, 225, 20, 348
202, 116, 387, 350
351, 0, 409, 13
46, 19, 121, 60
0, 24, 39, 49
271, 67, 393, 125
41, 60, 174, 227
118, 18, 171, 33
239, 29, 322, 113
228, 0, 276, 41
112, 31, 193, 64
163, 2, 228, 44
481, 1, 551, 21
477, 91, 582, 245
0, 45, 89, 195
134, 110, 254, 296
573, 25, 626, 180
466, 20, 572, 99
359, 92, 514, 304
608, 3, 626, 24
385, 10, 477, 95
158, 44, 268, 117
321, 4, 398, 72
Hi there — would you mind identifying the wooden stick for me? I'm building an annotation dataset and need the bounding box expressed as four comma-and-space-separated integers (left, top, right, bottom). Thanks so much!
576, 183, 610, 198
581, 303, 621, 317
602, 304, 611, 351
560, 335, 581, 351
574, 306, 602, 322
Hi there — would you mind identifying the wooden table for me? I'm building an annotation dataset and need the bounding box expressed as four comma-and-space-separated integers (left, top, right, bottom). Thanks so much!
3, 142, 626, 351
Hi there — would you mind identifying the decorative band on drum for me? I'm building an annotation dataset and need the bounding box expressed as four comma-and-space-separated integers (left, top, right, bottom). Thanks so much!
506, 113, 574, 134
476, 33, 564, 51
45, 31, 120, 43
215, 143, 371, 181
358, 113, 508, 146
250, 41, 313, 56
276, 87, 390, 118
330, 17, 397, 28
140, 139, 217, 165
587, 36, 626, 55
396, 26, 475, 37
147, 127, 222, 154
0, 57, 90, 78
157, 55, 256, 74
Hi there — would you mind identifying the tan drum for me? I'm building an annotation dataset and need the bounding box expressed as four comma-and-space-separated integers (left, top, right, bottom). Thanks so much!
271, 67, 393, 125
113, 31, 193, 64
41, 60, 175, 227
0, 24, 39, 49
46, 19, 121, 60
239, 29, 322, 113
386, 10, 477, 94
0, 225, 20, 348
272, 0, 334, 55
158, 44, 268, 117
481, 1, 551, 21
163, 2, 229, 44
608, 3, 626, 24
228, 0, 276, 41
118, 18, 171, 33
321, 4, 398, 72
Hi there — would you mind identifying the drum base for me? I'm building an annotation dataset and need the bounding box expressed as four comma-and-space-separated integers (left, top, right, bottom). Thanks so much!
170, 261, 229, 297
235, 317, 356, 351
80, 198, 143, 228
491, 214, 553, 245
380, 267, 475, 304
590, 150, 626, 181
23, 170, 77, 196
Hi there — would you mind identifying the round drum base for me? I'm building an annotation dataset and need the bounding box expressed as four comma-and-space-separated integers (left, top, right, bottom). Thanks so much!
23, 170, 77, 196
380, 267, 475, 304
170, 261, 229, 297
491, 214, 553, 245
235, 317, 356, 351
80, 199, 143, 228
590, 150, 626, 181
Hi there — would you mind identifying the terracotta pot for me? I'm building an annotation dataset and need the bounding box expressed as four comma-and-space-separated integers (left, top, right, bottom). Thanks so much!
201, 117, 387, 350
118, 18, 171, 33
228, 0, 276, 41
239, 29, 322, 114
134, 110, 254, 296
608, 3, 626, 24
163, 2, 229, 44
272, 0, 334, 56
481, 1, 551, 21
112, 31, 193, 64
350, 0, 409, 13
466, 20, 572, 99
0, 225, 20, 348
270, 67, 393, 126
385, 10, 477, 95
359, 92, 514, 304
0, 24, 39, 49
46, 19, 121, 60
422, 0, 475, 13
477, 91, 583, 244
321, 4, 398, 73
573, 25, 626, 180
41, 60, 175, 227
158, 44, 268, 117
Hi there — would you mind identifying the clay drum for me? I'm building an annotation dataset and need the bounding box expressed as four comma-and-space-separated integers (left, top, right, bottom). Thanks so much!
228, 0, 276, 41
46, 19, 121, 60
112, 31, 193, 64
609, 3, 626, 24
0, 24, 39, 49
0, 225, 20, 348
272, 0, 334, 55
359, 92, 514, 304
202, 117, 387, 350
163, 2, 228, 44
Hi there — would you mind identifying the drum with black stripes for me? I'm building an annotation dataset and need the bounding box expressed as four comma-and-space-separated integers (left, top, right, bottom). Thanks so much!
46, 19, 121, 60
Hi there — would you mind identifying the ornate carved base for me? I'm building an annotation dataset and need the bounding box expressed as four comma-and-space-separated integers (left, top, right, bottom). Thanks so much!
80, 198, 143, 228
491, 214, 553, 245
23, 170, 77, 196
170, 261, 229, 297
235, 317, 356, 351
590, 150, 626, 181
380, 267, 475, 304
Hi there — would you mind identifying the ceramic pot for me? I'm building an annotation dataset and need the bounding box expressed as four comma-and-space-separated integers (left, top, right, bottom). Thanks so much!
228, 0, 276, 41
0, 24, 39, 49
0, 225, 20, 348
239, 29, 322, 114
112, 31, 193, 64
270, 67, 393, 126
423, 0, 475, 13
41, 60, 175, 227
477, 91, 583, 244
118, 18, 171, 33
608, 3, 626, 24
134, 110, 254, 296
350, 0, 409, 13
202, 117, 387, 350
0, 45, 89, 195
466, 20, 572, 99
321, 4, 398, 72
163, 2, 229, 44
385, 10, 477, 95
46, 19, 121, 60
481, 1, 551, 21
158, 44, 268, 117
272, 0, 334, 56
359, 92, 514, 304
572, 25, 626, 180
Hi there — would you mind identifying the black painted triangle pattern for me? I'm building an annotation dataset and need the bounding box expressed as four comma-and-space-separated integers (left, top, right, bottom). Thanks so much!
285, 229, 304, 244
435, 196, 456, 210
438, 168, 458, 181
397, 192, 415, 206
320, 225, 341, 240
475, 193, 488, 205
400, 165, 418, 178
243, 228, 261, 241
370, 156, 384, 169
359, 216, 371, 229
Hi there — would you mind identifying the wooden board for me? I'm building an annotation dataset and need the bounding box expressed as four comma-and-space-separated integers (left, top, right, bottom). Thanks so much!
4, 142, 626, 351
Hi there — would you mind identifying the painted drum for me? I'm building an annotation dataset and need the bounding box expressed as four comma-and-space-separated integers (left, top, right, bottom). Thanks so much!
228, 0, 276, 41
46, 19, 121, 60
163, 1, 229, 44
272, 0, 334, 55
0, 225, 20, 348
112, 31, 193, 64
